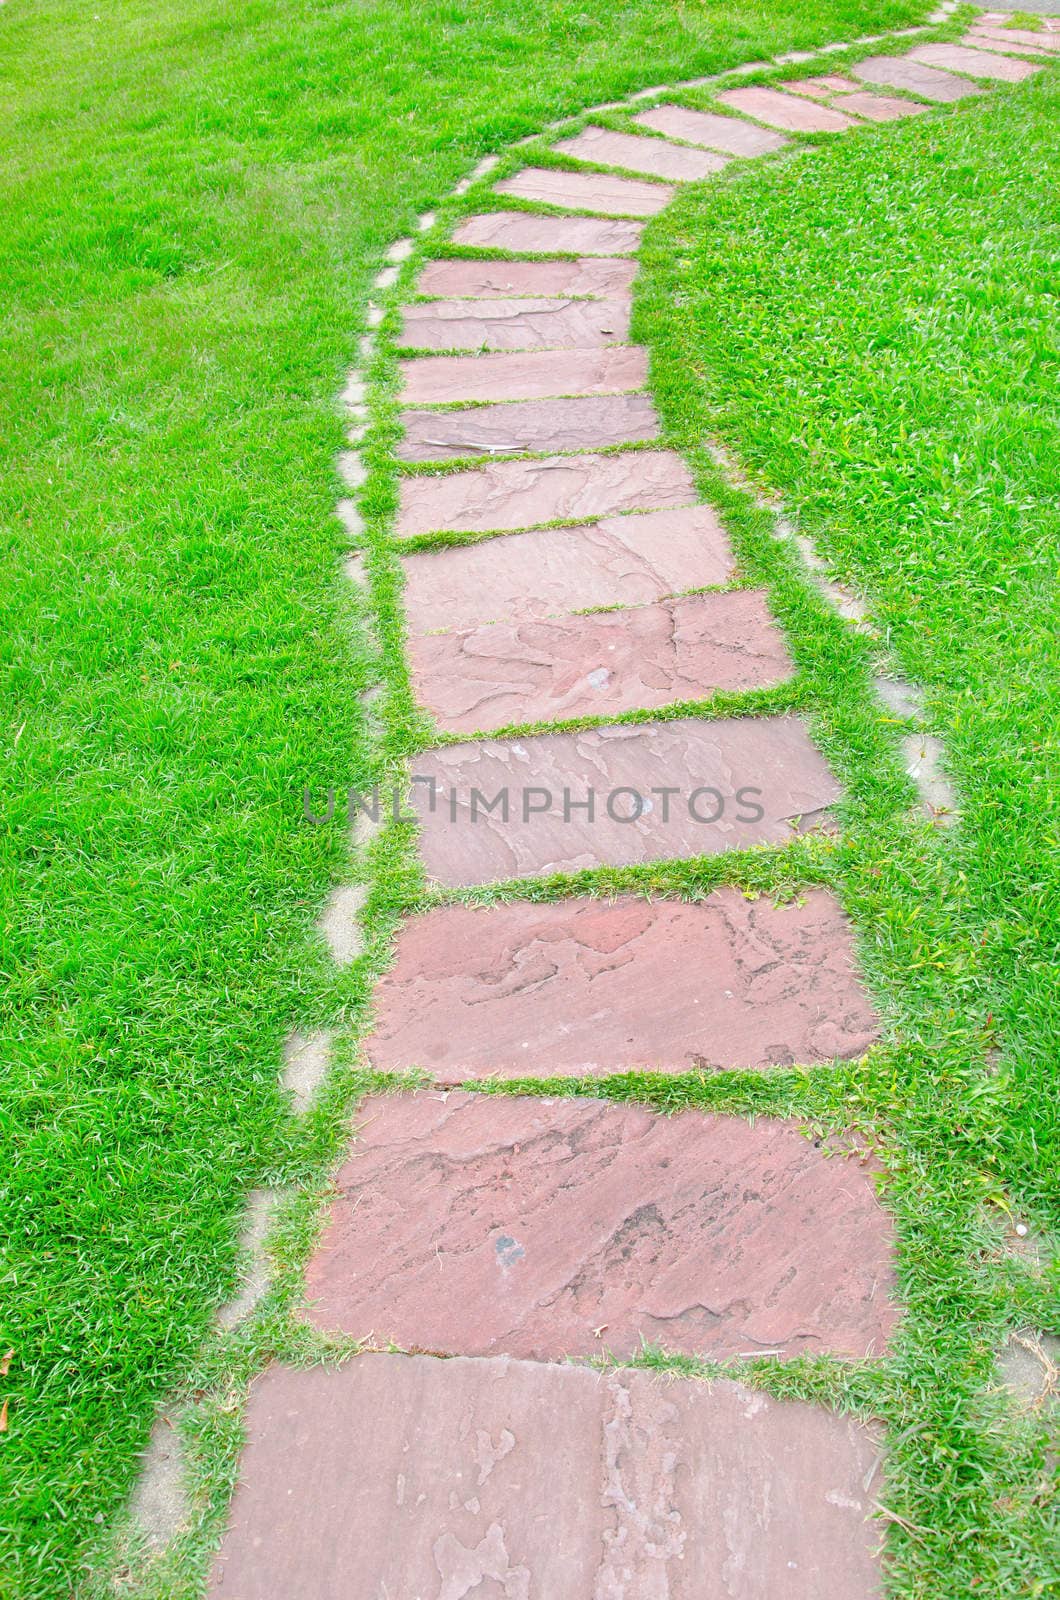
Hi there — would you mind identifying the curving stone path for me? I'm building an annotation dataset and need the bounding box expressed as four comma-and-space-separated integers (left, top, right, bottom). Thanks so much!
207, 11, 1048, 1596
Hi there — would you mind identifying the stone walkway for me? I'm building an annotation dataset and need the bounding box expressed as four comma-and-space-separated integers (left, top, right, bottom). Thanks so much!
207, 12, 1052, 1597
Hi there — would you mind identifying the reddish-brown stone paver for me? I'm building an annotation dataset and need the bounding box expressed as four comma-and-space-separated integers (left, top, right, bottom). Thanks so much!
554, 124, 729, 180
409, 591, 792, 732
783, 73, 860, 99
495, 166, 674, 216
417, 254, 638, 299
399, 295, 632, 351
907, 41, 1040, 82
852, 55, 984, 101
367, 890, 879, 1079
396, 392, 660, 462
306, 1091, 897, 1358
452, 209, 643, 254
634, 103, 788, 155
782, 76, 927, 121
394, 450, 694, 538
832, 90, 927, 122
965, 26, 1060, 56
399, 344, 647, 404
401, 504, 736, 632
717, 86, 860, 133
409, 715, 841, 885
209, 1355, 884, 1600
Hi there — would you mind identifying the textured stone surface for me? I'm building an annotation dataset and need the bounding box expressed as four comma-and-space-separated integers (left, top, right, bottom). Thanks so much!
409, 716, 841, 885
306, 1091, 897, 1358
396, 392, 660, 462
367, 889, 879, 1080
783, 72, 860, 98
495, 166, 674, 216
907, 41, 1041, 80
966, 26, 1060, 55
401, 505, 736, 633
400, 344, 647, 404
852, 55, 984, 101
395, 450, 695, 538
399, 295, 631, 352
417, 255, 638, 299
410, 591, 793, 732
451, 209, 643, 255
209, 1355, 885, 1600
554, 124, 729, 180
717, 86, 859, 132
832, 90, 928, 122
634, 103, 788, 155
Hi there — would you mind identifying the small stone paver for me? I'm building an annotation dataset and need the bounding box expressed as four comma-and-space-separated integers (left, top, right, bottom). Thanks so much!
965, 26, 1060, 56
408, 590, 793, 732
398, 295, 632, 351
409, 715, 841, 885
366, 889, 879, 1079
717, 85, 860, 133
852, 55, 984, 102
399, 344, 647, 404
401, 504, 736, 632
634, 102, 788, 155
417, 254, 638, 298
495, 166, 674, 216
394, 450, 695, 538
395, 392, 660, 462
833, 89, 928, 122
451, 209, 643, 254
907, 41, 1041, 81
208, 1355, 885, 1600
306, 1091, 897, 1358
553, 124, 730, 180
783, 72, 860, 98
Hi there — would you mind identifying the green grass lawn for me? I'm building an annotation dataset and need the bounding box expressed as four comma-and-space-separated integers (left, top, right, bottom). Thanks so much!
3, 0, 1058, 1594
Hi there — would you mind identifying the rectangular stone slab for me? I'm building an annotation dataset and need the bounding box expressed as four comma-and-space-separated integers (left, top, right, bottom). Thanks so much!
400, 344, 647, 404
965, 26, 1060, 55
495, 166, 674, 216
717, 86, 859, 132
398, 295, 632, 351
367, 888, 879, 1080
907, 41, 1040, 81
409, 590, 793, 732
401, 504, 736, 632
307, 1091, 896, 1358
409, 716, 841, 885
451, 209, 643, 254
416, 255, 638, 298
395, 392, 661, 462
852, 55, 984, 101
209, 1355, 885, 1600
831, 89, 927, 122
395, 450, 695, 538
554, 125, 730, 181
782, 73, 861, 99
634, 103, 788, 156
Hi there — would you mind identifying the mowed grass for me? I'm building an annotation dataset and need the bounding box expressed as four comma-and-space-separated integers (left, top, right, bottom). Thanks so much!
0, 0, 939, 1591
